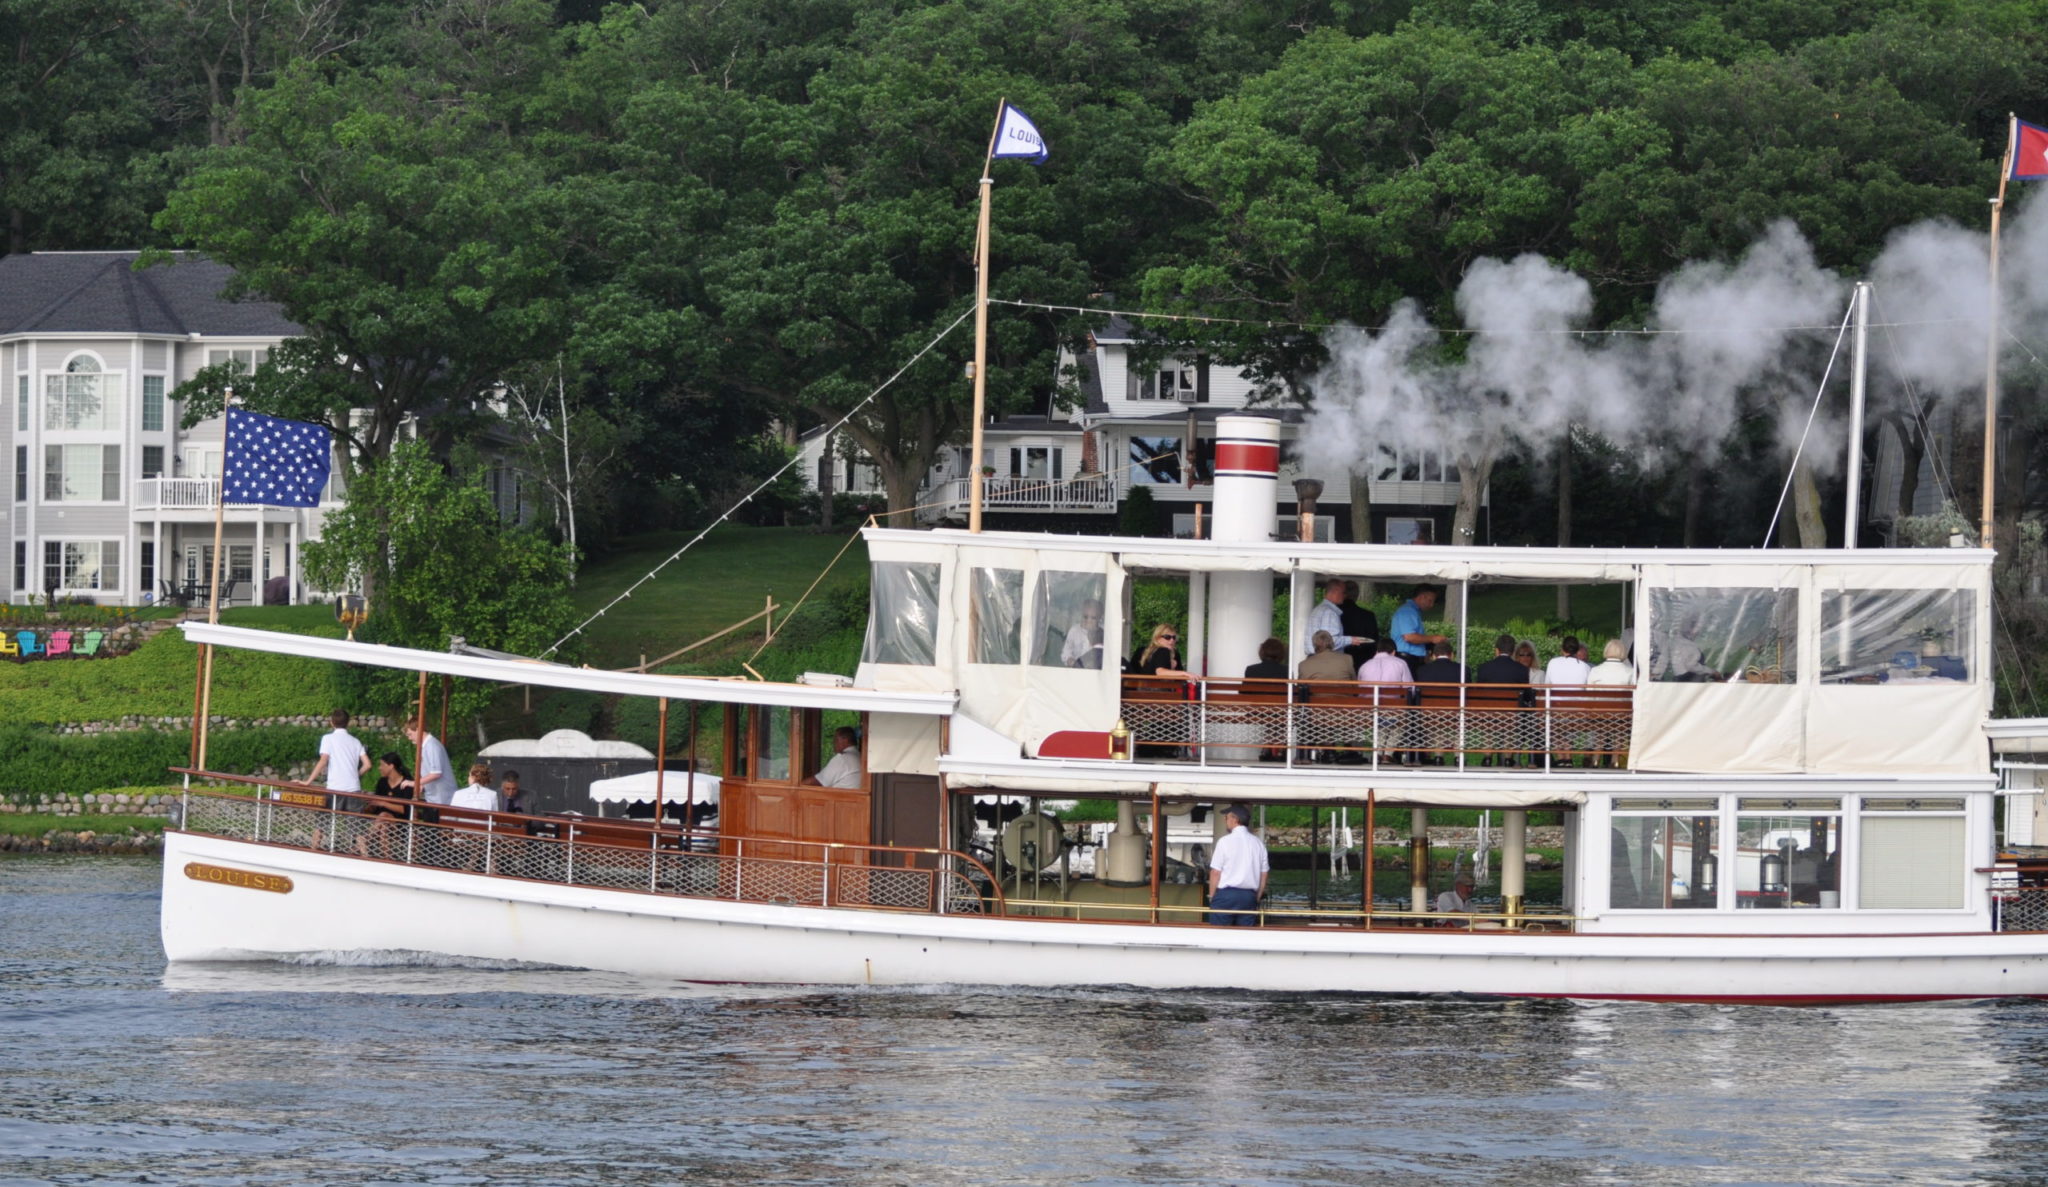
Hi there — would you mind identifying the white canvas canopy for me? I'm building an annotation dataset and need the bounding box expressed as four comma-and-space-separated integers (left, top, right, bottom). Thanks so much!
587, 770, 720, 807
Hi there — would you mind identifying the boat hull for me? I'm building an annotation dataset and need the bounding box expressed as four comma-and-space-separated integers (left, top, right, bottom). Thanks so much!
161, 831, 2048, 1003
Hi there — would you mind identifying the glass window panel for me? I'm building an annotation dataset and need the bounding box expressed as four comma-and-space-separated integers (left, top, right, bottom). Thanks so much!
1033, 571, 1108, 668
1401, 452, 1421, 481
1421, 451, 1441, 482
13, 445, 24, 501
142, 375, 164, 431
15, 374, 25, 431
971, 568, 1024, 665
1129, 435, 1181, 485
43, 367, 119, 430
1859, 814, 1965, 909
862, 561, 940, 666
142, 445, 165, 479
1609, 813, 1720, 909
1648, 587, 1799, 683
1734, 814, 1840, 909
756, 705, 791, 781
1819, 588, 1973, 684
1373, 444, 1399, 482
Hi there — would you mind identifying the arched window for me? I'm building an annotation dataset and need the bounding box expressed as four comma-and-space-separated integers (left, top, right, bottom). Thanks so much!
44, 352, 119, 431
66, 355, 101, 373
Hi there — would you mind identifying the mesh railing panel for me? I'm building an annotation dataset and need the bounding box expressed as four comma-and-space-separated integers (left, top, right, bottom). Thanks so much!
1997, 889, 2048, 932
1124, 692, 1633, 765
180, 793, 985, 919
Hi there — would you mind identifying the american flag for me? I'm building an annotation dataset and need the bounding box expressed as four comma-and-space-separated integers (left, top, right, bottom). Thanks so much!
223, 409, 332, 507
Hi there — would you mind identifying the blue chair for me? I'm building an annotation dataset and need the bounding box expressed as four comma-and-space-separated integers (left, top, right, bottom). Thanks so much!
16, 631, 41, 657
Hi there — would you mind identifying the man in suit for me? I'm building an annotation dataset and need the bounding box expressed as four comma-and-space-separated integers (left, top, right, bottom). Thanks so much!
1474, 634, 1528, 685
1416, 641, 1465, 685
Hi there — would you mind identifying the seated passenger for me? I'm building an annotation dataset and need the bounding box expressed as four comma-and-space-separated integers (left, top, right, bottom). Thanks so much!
810, 727, 864, 788
1244, 637, 1288, 680
1061, 599, 1106, 669
1544, 636, 1593, 685
1416, 641, 1464, 684
1357, 638, 1414, 689
1435, 872, 1476, 913
1587, 639, 1633, 684
1297, 630, 1355, 681
1128, 624, 1189, 678
451, 762, 499, 811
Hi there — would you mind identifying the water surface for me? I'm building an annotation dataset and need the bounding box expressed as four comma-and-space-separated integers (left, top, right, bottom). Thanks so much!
4, 855, 2044, 1185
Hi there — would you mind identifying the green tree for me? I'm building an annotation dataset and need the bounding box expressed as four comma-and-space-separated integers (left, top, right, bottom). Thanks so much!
303, 439, 577, 717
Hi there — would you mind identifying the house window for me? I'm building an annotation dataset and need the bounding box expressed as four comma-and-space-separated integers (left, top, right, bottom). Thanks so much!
44, 355, 121, 430
44, 444, 120, 502
42, 539, 121, 592
142, 375, 165, 432
14, 373, 25, 431
206, 348, 264, 374
141, 542, 155, 596
12, 444, 23, 501
12, 541, 23, 590
142, 445, 165, 479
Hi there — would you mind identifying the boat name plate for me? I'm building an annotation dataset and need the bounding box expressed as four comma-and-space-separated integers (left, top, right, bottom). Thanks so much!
183, 862, 294, 895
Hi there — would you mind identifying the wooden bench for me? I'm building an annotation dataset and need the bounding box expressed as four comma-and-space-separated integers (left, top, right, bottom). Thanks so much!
1539, 685, 1635, 766
1414, 682, 1532, 761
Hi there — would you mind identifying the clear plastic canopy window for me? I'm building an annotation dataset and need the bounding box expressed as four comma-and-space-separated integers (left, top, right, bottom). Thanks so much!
1034, 571, 1107, 668
863, 561, 940, 666
1819, 588, 1974, 684
971, 568, 1023, 665
1647, 587, 1799, 683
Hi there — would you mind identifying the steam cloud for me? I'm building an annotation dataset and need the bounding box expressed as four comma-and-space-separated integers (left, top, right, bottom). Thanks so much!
1301, 195, 2048, 490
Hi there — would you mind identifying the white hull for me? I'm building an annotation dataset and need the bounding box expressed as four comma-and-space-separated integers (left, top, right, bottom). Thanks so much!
162, 832, 2048, 1003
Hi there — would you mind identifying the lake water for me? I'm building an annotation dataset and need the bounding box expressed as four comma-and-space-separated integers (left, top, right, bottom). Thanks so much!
5, 854, 2047, 1186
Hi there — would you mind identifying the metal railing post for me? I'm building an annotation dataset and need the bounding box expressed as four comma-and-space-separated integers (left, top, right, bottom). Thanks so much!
1195, 679, 1209, 767
485, 817, 496, 876
1542, 691, 1554, 770
404, 818, 415, 865
649, 830, 659, 892
1285, 682, 1297, 769
821, 845, 833, 907
566, 827, 577, 886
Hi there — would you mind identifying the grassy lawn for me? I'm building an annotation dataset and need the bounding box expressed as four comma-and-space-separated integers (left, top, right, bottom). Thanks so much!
1464, 583, 1626, 640
0, 814, 166, 837
570, 525, 869, 668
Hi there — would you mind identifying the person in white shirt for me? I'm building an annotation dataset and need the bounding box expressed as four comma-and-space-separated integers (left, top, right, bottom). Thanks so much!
1304, 577, 1362, 655
1207, 804, 1270, 926
810, 728, 863, 788
1545, 636, 1593, 685
1587, 639, 1634, 684
450, 763, 499, 811
307, 709, 370, 807
405, 718, 459, 806
1060, 599, 1106, 669
1435, 871, 1476, 913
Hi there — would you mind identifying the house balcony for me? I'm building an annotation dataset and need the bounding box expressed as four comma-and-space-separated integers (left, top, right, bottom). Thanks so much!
132, 478, 335, 519
916, 474, 1119, 523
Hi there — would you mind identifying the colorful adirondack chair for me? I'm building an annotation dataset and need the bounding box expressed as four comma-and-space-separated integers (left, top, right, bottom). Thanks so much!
0, 633, 17, 657
78, 630, 104, 656
47, 630, 72, 656
16, 631, 41, 657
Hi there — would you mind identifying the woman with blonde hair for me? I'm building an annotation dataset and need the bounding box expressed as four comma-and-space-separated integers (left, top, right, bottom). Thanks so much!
1128, 623, 1189, 678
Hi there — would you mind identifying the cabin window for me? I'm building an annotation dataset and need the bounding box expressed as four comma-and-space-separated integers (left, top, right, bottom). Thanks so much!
1033, 571, 1107, 669
1819, 588, 1973, 684
1734, 799, 1841, 909
1858, 798, 1967, 910
971, 568, 1024, 664
864, 561, 940, 666
1609, 798, 1720, 909
1647, 587, 1799, 683
755, 705, 792, 781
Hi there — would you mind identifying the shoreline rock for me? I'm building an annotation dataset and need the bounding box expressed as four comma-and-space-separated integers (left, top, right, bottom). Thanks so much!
0, 830, 163, 855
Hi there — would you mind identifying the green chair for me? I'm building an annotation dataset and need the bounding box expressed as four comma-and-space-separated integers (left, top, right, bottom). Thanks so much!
78, 629, 105, 656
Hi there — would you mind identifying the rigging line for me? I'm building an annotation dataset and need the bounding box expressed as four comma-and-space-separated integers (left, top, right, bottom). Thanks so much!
540, 306, 977, 660
743, 518, 872, 667
987, 297, 1971, 337
1761, 301, 1856, 549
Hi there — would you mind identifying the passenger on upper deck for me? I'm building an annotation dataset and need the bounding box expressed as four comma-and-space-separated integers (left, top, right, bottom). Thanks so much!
1545, 637, 1593, 685
451, 763, 498, 811
811, 727, 864, 788
1298, 631, 1355, 681
1244, 637, 1288, 680
1416, 641, 1465, 684
1357, 638, 1414, 686
1393, 586, 1447, 675
1305, 577, 1364, 655
1588, 640, 1633, 684
1476, 635, 1527, 685
1128, 624, 1189, 679
1340, 580, 1380, 666
1516, 640, 1546, 685
1061, 599, 1106, 669
1653, 622, 1720, 681
308, 708, 370, 812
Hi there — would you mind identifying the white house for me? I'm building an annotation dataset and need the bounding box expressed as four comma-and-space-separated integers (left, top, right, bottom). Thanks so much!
0, 252, 324, 607
797, 315, 1474, 542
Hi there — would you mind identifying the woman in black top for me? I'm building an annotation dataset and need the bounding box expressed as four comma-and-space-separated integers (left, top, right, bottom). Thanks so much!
1129, 623, 1189, 678
358, 752, 416, 859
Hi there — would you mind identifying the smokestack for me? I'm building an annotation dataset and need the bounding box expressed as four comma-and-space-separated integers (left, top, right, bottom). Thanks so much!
1293, 477, 1324, 543
1205, 416, 1282, 678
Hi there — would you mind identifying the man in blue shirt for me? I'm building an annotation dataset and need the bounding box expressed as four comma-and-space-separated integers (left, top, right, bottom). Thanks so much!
1392, 585, 1447, 675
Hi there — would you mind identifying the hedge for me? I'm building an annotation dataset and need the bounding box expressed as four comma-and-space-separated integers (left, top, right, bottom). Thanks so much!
0, 724, 424, 798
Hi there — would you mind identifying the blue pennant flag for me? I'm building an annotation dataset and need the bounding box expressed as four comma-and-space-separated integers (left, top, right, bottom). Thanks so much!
990, 102, 1049, 164
223, 408, 332, 507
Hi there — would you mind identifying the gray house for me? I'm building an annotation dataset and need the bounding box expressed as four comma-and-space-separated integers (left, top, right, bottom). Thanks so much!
0, 252, 320, 607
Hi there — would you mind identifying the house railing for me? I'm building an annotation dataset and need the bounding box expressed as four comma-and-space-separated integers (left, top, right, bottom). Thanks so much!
1120, 676, 1634, 770
133, 478, 221, 509
922, 474, 1119, 519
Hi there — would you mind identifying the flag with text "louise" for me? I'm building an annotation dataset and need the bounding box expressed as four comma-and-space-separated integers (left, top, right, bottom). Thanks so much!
990, 102, 1049, 163
223, 408, 332, 507
2011, 117, 2048, 180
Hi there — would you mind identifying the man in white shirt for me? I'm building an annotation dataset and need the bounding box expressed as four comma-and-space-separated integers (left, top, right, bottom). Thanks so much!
1207, 804, 1270, 926
1304, 577, 1362, 655
1545, 636, 1593, 685
810, 727, 863, 789
307, 708, 370, 807
405, 718, 459, 806
1435, 871, 1476, 913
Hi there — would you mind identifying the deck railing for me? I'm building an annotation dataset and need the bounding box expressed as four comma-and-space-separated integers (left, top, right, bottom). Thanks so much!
176, 781, 994, 917
1121, 675, 1634, 770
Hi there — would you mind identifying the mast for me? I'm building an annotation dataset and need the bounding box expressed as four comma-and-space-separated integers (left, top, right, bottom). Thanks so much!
1844, 282, 1870, 548
1983, 117, 2015, 549
968, 101, 1001, 534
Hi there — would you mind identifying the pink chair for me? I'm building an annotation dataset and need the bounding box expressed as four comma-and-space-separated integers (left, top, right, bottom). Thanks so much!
47, 630, 72, 656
